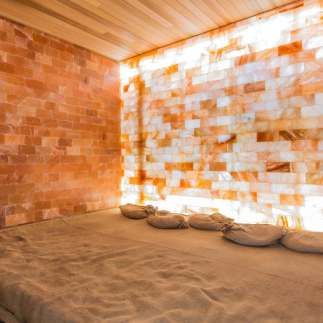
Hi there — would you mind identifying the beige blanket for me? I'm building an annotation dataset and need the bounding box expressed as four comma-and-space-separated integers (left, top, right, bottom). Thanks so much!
0, 209, 322, 323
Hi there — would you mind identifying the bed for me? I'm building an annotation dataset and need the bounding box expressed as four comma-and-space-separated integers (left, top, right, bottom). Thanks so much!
0, 209, 322, 323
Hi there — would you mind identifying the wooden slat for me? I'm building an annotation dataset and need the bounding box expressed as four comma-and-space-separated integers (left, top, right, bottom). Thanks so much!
28, 0, 111, 34
0, 0, 131, 60
60, 0, 155, 49
99, 0, 179, 43
0, 0, 297, 61
68, 0, 179, 45
123, 0, 173, 29
24, 0, 152, 54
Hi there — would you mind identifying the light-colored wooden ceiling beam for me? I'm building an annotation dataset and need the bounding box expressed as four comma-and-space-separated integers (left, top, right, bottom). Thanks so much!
0, 0, 298, 61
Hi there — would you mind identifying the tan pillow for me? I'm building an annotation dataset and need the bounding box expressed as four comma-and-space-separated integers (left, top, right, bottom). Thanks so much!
281, 231, 323, 254
189, 213, 234, 231
147, 213, 188, 229
223, 224, 285, 246
119, 204, 155, 219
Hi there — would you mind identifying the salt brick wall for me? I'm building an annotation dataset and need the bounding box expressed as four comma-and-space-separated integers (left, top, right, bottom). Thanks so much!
121, 0, 323, 231
0, 18, 121, 227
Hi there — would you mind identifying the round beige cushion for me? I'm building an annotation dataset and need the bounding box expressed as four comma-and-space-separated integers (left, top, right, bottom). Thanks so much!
281, 231, 323, 254
189, 213, 234, 231
223, 224, 285, 247
147, 213, 188, 229
119, 204, 155, 219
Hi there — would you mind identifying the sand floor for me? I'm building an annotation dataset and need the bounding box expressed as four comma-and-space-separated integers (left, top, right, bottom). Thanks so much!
0, 208, 323, 323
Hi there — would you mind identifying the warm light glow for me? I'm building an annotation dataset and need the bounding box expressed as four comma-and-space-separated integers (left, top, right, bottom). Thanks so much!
120, 1, 323, 232
120, 64, 138, 85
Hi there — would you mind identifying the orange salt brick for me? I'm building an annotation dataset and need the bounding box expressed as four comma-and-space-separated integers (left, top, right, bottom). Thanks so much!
278, 85, 302, 99
133, 75, 145, 89
280, 194, 304, 206
237, 192, 258, 202
23, 116, 41, 126
34, 200, 51, 209
210, 126, 230, 136
200, 99, 216, 110
278, 41, 302, 56
74, 204, 87, 213
4, 134, 24, 145
211, 144, 232, 154
0, 62, 15, 74
235, 53, 255, 66
163, 114, 178, 123
197, 179, 212, 189
180, 179, 191, 188
58, 138, 72, 147
290, 50, 315, 63
137, 170, 146, 180
153, 178, 166, 188
165, 162, 193, 171
164, 64, 178, 75
194, 128, 201, 137
266, 162, 291, 172
212, 190, 237, 200
257, 131, 274, 142
255, 48, 276, 61
247, 192, 258, 202
171, 89, 181, 97
158, 138, 172, 147
225, 86, 240, 96
5, 213, 29, 227
306, 173, 323, 185
123, 84, 129, 92
25, 79, 46, 90
209, 162, 227, 171
302, 82, 323, 95
244, 81, 265, 93
250, 192, 258, 202
32, 33, 48, 44
231, 172, 257, 181
292, 140, 318, 151
179, 163, 194, 171
279, 129, 305, 141
18, 145, 36, 155
171, 121, 184, 130
151, 100, 164, 108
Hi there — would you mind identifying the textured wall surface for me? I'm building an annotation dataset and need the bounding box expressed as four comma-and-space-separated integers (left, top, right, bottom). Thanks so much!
0, 18, 121, 227
121, 0, 323, 231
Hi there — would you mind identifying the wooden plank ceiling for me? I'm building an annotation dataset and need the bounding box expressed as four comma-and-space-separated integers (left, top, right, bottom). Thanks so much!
0, 0, 295, 61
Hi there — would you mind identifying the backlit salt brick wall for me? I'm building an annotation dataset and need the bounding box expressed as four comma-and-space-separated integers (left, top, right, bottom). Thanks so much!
121, 0, 323, 231
0, 18, 121, 227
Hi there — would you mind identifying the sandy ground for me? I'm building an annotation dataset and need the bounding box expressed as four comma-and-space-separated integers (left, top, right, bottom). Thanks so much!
0, 208, 323, 323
